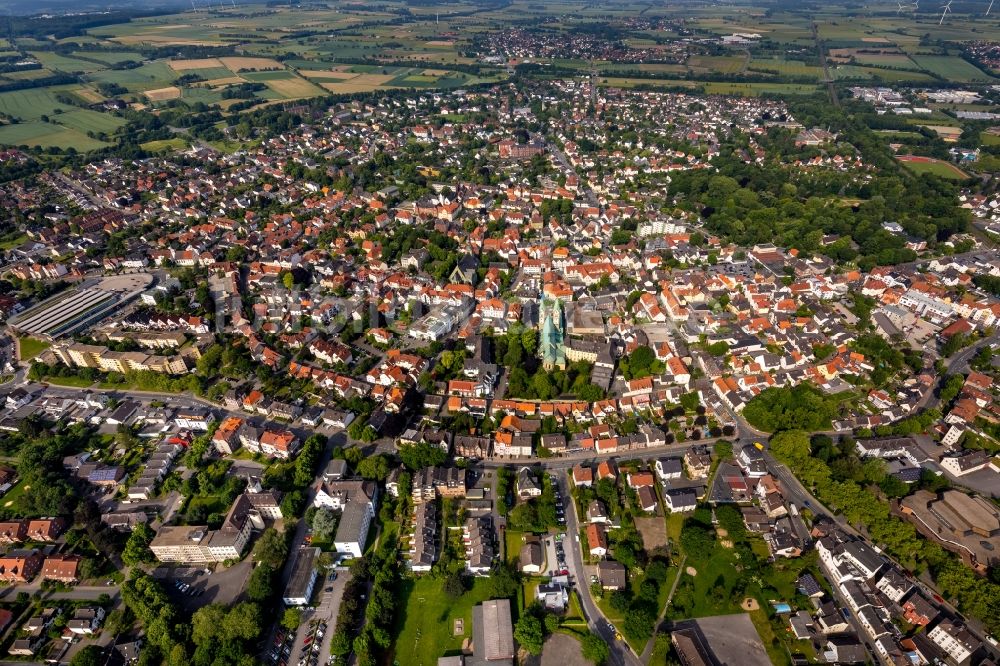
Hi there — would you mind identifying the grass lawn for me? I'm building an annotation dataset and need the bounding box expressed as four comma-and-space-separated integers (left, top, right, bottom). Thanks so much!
0, 232, 27, 250
17, 336, 50, 360
391, 575, 496, 666
43, 375, 95, 388
504, 528, 524, 566
0, 479, 29, 513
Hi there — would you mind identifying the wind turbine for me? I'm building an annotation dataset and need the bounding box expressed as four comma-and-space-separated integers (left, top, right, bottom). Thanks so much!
939, 0, 952, 24
988, 0, 995, 16
897, 2, 908, 14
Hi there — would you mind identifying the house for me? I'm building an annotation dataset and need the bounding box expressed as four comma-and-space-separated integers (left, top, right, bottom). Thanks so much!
664, 488, 698, 513
874, 568, 913, 604
67, 607, 106, 635
0, 549, 43, 582
116, 640, 143, 665
586, 523, 608, 557
587, 500, 610, 524
519, 537, 544, 574
572, 464, 593, 487
516, 467, 542, 499
40, 554, 81, 583
26, 518, 65, 542
823, 637, 867, 664
684, 447, 712, 479
8, 636, 43, 657
464, 515, 496, 575
636, 485, 658, 513
536, 582, 569, 611
901, 592, 938, 627
928, 620, 981, 665
654, 457, 683, 482
626, 471, 655, 489
0, 520, 27, 544
598, 560, 627, 590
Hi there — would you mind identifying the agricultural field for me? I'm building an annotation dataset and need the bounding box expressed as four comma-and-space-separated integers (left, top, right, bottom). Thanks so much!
749, 57, 824, 79
87, 62, 177, 92
3, 0, 1000, 152
687, 55, 746, 75
908, 55, 994, 82
28, 51, 105, 73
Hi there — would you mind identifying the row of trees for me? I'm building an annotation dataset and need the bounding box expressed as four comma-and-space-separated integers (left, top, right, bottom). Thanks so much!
770, 430, 1000, 634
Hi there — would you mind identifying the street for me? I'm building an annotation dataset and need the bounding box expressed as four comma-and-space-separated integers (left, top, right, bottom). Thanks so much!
557, 474, 640, 666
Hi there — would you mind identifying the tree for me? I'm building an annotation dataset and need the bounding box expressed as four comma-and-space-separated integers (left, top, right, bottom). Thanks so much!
312, 508, 337, 541
398, 442, 447, 470
582, 632, 611, 665
514, 611, 545, 655
742, 383, 837, 432
191, 604, 226, 645
444, 570, 467, 599
246, 563, 274, 602
357, 454, 390, 480
679, 522, 716, 560
255, 528, 289, 569
282, 607, 302, 631
221, 602, 261, 642
280, 490, 306, 518
486, 563, 520, 599
769, 430, 812, 467
70, 646, 103, 666
122, 523, 155, 567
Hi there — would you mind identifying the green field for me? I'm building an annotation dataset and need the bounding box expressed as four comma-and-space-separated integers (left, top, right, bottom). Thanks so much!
29, 51, 105, 73
704, 81, 819, 95
750, 56, 823, 78
0, 121, 107, 150
141, 137, 189, 152
0, 87, 78, 119
909, 55, 994, 81
897, 156, 970, 179
87, 61, 177, 92
43, 375, 97, 388
18, 336, 50, 361
391, 576, 496, 666
56, 109, 126, 135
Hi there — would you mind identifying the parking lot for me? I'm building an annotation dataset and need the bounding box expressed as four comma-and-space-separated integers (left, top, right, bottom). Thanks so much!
282, 566, 349, 666
152, 559, 254, 610
542, 533, 569, 577
547, 474, 568, 576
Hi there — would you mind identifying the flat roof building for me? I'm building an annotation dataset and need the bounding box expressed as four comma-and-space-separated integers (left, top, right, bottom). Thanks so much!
470, 598, 514, 665
283, 547, 319, 606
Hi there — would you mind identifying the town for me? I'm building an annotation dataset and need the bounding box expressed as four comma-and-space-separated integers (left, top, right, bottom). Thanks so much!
1, 2, 1000, 666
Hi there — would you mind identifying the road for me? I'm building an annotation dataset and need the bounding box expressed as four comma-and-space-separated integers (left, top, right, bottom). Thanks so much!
0, 584, 119, 602
557, 474, 640, 666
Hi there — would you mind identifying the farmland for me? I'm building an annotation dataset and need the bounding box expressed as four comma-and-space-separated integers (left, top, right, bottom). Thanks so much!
2, 0, 1000, 152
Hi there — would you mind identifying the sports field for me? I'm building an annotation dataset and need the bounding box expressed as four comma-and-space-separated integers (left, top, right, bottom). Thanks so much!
897, 155, 969, 179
